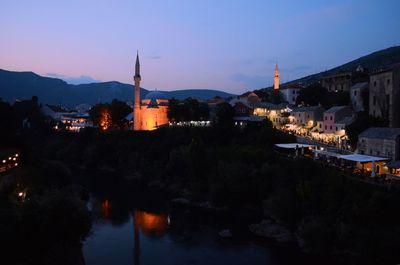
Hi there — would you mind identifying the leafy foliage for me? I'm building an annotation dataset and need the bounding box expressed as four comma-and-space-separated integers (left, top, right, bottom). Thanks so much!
89, 99, 131, 129
345, 113, 388, 147
296, 83, 350, 108
167, 97, 209, 122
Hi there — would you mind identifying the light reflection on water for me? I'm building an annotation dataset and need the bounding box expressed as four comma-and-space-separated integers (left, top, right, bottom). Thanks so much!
83, 198, 270, 265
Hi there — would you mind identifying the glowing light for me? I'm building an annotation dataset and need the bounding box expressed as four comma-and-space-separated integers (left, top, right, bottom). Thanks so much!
15, 154, 19, 157
15, 163, 18, 166
134, 210, 168, 237
13, 157, 16, 161
18, 192, 24, 197
2, 160, 5, 163
99, 109, 112, 130
101, 199, 111, 219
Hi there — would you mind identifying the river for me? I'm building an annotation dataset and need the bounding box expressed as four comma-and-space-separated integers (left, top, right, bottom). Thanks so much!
82, 193, 306, 265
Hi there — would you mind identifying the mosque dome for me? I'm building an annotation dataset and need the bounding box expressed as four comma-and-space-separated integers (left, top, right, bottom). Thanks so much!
144, 91, 167, 100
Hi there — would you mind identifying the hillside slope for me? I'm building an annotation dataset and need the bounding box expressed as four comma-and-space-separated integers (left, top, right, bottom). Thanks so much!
0, 69, 234, 107
287, 46, 400, 85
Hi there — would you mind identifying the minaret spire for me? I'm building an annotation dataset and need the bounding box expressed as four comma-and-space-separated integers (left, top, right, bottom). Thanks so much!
135, 51, 141, 78
274, 63, 280, 90
133, 51, 142, 130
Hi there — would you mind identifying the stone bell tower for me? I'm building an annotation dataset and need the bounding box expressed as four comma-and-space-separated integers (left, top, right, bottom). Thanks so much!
133, 51, 142, 130
274, 63, 280, 90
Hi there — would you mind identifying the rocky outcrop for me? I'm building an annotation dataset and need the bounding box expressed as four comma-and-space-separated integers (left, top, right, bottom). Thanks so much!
249, 219, 293, 243
218, 229, 233, 238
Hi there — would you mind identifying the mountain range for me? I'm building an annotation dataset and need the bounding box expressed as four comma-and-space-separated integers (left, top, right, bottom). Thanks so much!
0, 69, 235, 107
1, 46, 400, 107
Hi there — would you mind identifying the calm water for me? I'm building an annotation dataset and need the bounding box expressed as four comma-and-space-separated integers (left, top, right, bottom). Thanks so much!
82, 196, 285, 265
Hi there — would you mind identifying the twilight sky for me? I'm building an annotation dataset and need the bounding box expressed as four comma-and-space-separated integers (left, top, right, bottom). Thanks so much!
1, 0, 399, 94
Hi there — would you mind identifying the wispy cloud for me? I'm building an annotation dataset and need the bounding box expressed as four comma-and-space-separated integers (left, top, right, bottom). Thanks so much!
46, 73, 101, 85
148, 55, 162, 59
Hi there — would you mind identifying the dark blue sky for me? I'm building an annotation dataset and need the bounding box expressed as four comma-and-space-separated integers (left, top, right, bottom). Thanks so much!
1, 0, 399, 94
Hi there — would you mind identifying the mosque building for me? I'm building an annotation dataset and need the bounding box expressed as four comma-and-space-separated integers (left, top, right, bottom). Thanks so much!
133, 52, 169, 131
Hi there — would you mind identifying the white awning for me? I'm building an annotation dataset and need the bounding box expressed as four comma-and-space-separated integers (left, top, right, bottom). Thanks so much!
339, 154, 390, 162
275, 143, 315, 149
314, 150, 343, 158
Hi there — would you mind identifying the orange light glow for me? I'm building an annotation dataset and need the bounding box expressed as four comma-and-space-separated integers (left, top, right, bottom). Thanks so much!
99, 109, 112, 130
134, 210, 168, 237
101, 199, 111, 219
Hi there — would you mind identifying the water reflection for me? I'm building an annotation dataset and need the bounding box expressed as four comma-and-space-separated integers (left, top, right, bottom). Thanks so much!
133, 210, 168, 265
101, 199, 111, 219
134, 210, 168, 237
84, 195, 274, 265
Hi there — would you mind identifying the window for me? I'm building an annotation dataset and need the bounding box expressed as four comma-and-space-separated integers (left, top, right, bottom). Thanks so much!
330, 126, 332, 130
354, 90, 357, 96
325, 116, 327, 120
336, 127, 338, 131
307, 114, 310, 118
319, 124, 322, 128
377, 151, 380, 156
387, 79, 391, 85
341, 84, 343, 91
325, 125, 327, 130
370, 149, 372, 155
330, 116, 333, 120
374, 81, 377, 87
292, 97, 295, 102
293, 90, 295, 94
373, 95, 376, 106
361, 150, 364, 154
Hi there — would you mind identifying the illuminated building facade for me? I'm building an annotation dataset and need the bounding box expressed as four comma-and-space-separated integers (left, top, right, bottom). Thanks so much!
369, 65, 400, 128
274, 64, 280, 90
133, 52, 169, 131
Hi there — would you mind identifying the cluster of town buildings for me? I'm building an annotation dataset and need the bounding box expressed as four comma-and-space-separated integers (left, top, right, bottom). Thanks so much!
34, 54, 400, 180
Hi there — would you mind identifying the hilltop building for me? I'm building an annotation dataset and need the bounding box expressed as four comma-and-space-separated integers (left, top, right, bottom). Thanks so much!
133, 52, 169, 131
280, 84, 302, 105
321, 72, 352, 92
357, 127, 400, 161
369, 65, 400, 128
350, 82, 368, 112
274, 64, 280, 90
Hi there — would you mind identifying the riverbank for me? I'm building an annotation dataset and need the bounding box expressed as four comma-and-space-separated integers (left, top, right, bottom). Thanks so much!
9, 126, 400, 265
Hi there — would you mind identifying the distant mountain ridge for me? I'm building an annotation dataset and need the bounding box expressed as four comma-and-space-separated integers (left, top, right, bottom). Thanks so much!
0, 69, 235, 107
285, 46, 400, 86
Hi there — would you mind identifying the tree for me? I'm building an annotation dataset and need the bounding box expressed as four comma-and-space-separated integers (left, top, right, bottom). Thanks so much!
215, 102, 235, 128
89, 100, 131, 130
296, 83, 328, 106
345, 113, 388, 147
268, 90, 285, 104
167, 98, 180, 122
167, 98, 210, 122
110, 99, 131, 129
320, 91, 350, 109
